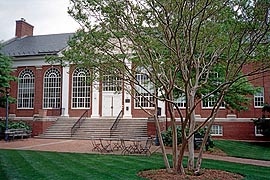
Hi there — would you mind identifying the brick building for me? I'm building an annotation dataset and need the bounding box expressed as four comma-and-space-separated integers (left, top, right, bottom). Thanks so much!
1, 19, 269, 140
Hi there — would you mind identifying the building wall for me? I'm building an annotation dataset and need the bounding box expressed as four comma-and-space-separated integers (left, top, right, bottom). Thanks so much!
1, 55, 269, 141
6, 63, 63, 118
147, 118, 270, 141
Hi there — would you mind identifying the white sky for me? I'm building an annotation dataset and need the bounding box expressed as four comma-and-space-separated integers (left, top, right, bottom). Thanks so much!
0, 0, 81, 41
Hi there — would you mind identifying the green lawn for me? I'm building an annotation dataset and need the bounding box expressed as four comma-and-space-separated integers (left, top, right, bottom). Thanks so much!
1, 149, 270, 180
214, 140, 270, 161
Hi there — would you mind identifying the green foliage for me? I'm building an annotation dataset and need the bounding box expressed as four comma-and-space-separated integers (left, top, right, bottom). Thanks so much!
0, 50, 17, 107
198, 64, 258, 111
161, 126, 213, 150
161, 126, 182, 147
0, 52, 16, 90
0, 121, 31, 132
224, 78, 259, 111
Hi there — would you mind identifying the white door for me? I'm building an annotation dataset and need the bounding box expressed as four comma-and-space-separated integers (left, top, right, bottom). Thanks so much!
102, 93, 122, 117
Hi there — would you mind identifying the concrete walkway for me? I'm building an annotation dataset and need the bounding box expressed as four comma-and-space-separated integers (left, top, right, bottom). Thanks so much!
0, 138, 270, 167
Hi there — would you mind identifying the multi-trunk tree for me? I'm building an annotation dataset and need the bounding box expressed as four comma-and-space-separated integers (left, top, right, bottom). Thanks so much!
50, 0, 270, 175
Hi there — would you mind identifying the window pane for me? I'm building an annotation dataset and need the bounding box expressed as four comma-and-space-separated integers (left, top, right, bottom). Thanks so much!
43, 68, 61, 108
211, 125, 223, 136
254, 87, 264, 107
102, 75, 122, 92
72, 67, 91, 108
135, 68, 154, 108
17, 69, 35, 109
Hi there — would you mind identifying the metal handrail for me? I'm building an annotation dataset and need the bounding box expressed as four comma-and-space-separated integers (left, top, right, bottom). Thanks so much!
71, 110, 88, 136
110, 110, 123, 131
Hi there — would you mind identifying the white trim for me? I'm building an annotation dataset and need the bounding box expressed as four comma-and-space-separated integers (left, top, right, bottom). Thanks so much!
17, 68, 35, 109
91, 80, 100, 118
43, 67, 61, 109
210, 125, 223, 136
61, 66, 69, 117
71, 67, 91, 109
254, 87, 264, 108
12, 56, 52, 68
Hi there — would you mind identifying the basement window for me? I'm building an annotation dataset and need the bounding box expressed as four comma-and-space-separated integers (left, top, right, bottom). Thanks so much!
210, 125, 223, 136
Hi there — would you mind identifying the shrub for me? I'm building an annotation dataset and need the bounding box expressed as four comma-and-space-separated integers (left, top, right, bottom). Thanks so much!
0, 121, 31, 132
161, 126, 182, 147
161, 126, 214, 150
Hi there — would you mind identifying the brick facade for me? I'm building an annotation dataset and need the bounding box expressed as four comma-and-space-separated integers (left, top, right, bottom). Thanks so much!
1, 65, 269, 140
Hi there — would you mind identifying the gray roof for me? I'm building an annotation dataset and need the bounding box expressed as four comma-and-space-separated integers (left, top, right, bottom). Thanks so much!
0, 33, 74, 57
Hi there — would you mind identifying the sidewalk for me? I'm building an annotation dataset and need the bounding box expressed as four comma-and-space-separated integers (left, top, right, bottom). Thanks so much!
0, 138, 270, 167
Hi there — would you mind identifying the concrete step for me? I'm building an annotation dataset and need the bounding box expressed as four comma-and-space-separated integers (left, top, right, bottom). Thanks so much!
41, 117, 148, 139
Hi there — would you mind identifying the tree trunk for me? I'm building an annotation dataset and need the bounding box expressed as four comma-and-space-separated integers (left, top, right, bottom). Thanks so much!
177, 137, 187, 174
187, 122, 195, 171
154, 115, 172, 173
187, 93, 196, 171
167, 93, 178, 171
195, 115, 216, 174
171, 109, 178, 170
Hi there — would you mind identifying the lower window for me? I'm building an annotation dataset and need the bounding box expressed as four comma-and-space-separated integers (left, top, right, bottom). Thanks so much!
211, 125, 223, 136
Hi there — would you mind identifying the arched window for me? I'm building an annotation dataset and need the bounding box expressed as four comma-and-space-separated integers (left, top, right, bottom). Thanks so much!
72, 67, 91, 108
17, 69, 35, 109
43, 67, 61, 108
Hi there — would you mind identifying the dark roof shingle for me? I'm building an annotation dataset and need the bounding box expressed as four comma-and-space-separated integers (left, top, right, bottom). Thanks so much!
0, 33, 74, 57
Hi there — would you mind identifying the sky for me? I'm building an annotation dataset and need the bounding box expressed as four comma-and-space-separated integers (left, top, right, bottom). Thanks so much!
0, 0, 81, 41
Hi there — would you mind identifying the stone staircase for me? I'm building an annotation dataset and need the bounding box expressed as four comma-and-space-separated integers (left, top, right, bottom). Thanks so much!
39, 117, 148, 139
38, 117, 78, 139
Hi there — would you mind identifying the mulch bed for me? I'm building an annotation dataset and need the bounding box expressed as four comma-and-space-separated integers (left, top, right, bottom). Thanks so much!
138, 147, 244, 179
138, 169, 244, 180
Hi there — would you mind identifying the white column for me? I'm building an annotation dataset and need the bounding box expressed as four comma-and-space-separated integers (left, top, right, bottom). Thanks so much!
123, 89, 132, 118
123, 61, 132, 118
91, 80, 100, 118
158, 99, 166, 117
61, 66, 69, 117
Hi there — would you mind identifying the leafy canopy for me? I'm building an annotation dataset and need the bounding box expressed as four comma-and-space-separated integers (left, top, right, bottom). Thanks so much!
0, 49, 17, 107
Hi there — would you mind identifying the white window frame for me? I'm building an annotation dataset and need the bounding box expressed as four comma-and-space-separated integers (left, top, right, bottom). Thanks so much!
102, 74, 121, 92
17, 69, 35, 109
210, 125, 223, 136
174, 94, 186, 108
134, 68, 154, 109
202, 95, 225, 109
254, 87, 264, 108
43, 67, 61, 109
72, 67, 91, 109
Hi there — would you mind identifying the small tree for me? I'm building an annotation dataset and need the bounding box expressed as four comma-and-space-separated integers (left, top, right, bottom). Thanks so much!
0, 49, 16, 107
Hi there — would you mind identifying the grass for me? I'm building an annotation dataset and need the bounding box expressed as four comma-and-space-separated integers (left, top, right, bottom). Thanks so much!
214, 140, 270, 161
1, 149, 270, 180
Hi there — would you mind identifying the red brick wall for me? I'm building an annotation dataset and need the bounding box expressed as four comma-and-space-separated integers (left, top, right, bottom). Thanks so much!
32, 120, 55, 136
8, 65, 63, 117
0, 119, 55, 137
147, 120, 270, 141
147, 119, 167, 137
